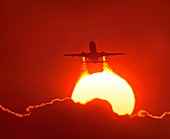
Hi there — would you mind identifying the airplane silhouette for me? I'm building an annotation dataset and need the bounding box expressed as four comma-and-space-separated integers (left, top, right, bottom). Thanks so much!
64, 41, 124, 63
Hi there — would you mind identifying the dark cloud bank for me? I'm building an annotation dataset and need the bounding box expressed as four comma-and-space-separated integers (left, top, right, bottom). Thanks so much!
0, 99, 169, 139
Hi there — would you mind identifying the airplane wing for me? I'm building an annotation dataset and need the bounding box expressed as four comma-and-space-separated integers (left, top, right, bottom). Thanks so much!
64, 53, 90, 57
64, 54, 83, 57
98, 52, 125, 57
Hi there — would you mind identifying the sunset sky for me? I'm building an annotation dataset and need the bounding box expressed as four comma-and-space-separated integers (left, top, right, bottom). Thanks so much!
0, 0, 170, 138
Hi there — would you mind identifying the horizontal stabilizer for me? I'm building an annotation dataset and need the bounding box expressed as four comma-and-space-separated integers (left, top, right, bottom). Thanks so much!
85, 61, 109, 63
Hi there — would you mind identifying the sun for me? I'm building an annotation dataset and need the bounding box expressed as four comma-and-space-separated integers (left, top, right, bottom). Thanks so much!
71, 69, 135, 115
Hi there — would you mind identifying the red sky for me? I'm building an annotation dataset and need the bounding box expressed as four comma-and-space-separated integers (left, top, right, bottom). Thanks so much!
0, 0, 170, 123
0, 1, 170, 138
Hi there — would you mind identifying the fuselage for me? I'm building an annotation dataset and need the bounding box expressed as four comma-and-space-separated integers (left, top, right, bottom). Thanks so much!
89, 41, 98, 63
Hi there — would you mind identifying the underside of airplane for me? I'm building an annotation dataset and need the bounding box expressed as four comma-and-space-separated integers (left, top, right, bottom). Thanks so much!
64, 41, 124, 63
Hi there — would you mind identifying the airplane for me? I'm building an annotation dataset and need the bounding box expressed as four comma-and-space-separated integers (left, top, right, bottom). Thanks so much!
64, 41, 124, 63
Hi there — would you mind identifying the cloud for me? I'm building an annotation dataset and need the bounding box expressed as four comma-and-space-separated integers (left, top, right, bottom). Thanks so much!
131, 109, 170, 119
0, 98, 170, 139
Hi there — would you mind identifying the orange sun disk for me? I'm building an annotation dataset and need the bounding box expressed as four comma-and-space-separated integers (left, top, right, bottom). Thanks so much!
71, 61, 135, 116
